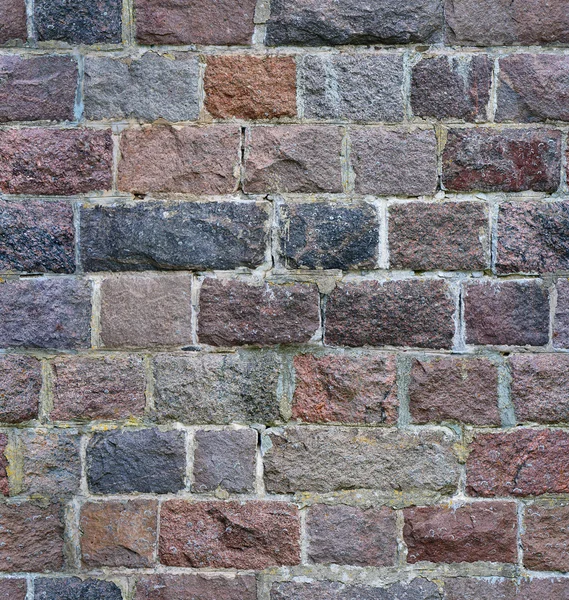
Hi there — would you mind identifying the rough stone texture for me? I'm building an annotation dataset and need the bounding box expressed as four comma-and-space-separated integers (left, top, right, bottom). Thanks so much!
0, 502, 64, 572
0, 580, 26, 600
409, 356, 500, 425
118, 125, 240, 195
84, 53, 199, 122
299, 54, 404, 122
0, 128, 113, 195
0, 355, 41, 423
205, 56, 296, 120
463, 280, 550, 347
411, 55, 492, 122
0, 434, 8, 496
0, 278, 92, 350
388, 201, 489, 271
80, 201, 269, 272
266, 0, 443, 45
87, 428, 186, 494
244, 126, 343, 193
404, 502, 518, 564
34, 578, 123, 600
522, 505, 569, 571
35, 0, 122, 44
134, 0, 256, 45
80, 500, 158, 568
0, 56, 77, 122
442, 128, 562, 193
51, 355, 146, 421
198, 279, 320, 347
263, 426, 460, 494
193, 429, 257, 493
497, 201, 569, 274
292, 353, 398, 424
325, 279, 455, 349
351, 128, 438, 196
133, 575, 257, 600
307, 504, 397, 566
554, 280, 569, 348
159, 500, 300, 569
99, 274, 192, 349
444, 577, 569, 599
0, 0, 27, 44
0, 199, 75, 274
152, 352, 282, 424
279, 201, 379, 270
466, 429, 569, 497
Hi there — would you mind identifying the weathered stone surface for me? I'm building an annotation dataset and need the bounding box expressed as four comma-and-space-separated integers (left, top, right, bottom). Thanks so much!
292, 353, 398, 424
464, 280, 549, 346
279, 201, 378, 271
81, 500, 158, 568
0, 355, 41, 422
299, 54, 404, 122
351, 128, 437, 196
133, 574, 257, 600
0, 278, 92, 350
193, 429, 257, 493
134, 0, 256, 45
409, 356, 500, 425
325, 279, 455, 349
388, 201, 489, 271
244, 126, 343, 193
0, 128, 113, 195
263, 426, 460, 494
0, 434, 8, 496
198, 279, 320, 347
35, 0, 122, 44
118, 125, 240, 195
81, 201, 269, 272
0, 199, 75, 274
152, 352, 282, 424
0, 502, 64, 572
307, 504, 397, 566
443, 577, 569, 599
0, 0, 27, 44
522, 504, 569, 571
554, 280, 569, 348
159, 500, 300, 568
266, 0, 443, 45
0, 56, 77, 122
497, 201, 569, 274
404, 502, 518, 564
411, 55, 492, 122
34, 578, 123, 600
52, 355, 146, 421
442, 128, 562, 193
0, 580, 26, 600
205, 56, 296, 120
100, 274, 192, 349
466, 429, 569, 496
87, 428, 186, 494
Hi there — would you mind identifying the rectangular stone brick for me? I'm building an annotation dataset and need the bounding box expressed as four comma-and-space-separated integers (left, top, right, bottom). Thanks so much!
100, 274, 192, 349
442, 128, 562, 193
34, 578, 123, 600
279, 201, 379, 271
522, 504, 569, 571
205, 56, 296, 120
0, 0, 27, 44
388, 201, 489, 271
0, 128, 113, 195
159, 500, 300, 569
466, 429, 569, 496
0, 56, 77, 122
409, 356, 500, 425
0, 355, 41, 423
263, 426, 460, 494
0, 434, 8, 496
85, 53, 199, 122
325, 279, 455, 349
554, 279, 569, 348
118, 125, 240, 195
404, 502, 518, 564
463, 280, 549, 347
292, 353, 398, 425
80, 200, 269, 272
80, 500, 158, 568
51, 355, 146, 421
244, 126, 343, 194
307, 504, 397, 567
299, 54, 404, 122
0, 278, 92, 350
134, 575, 257, 600
0, 580, 26, 600
443, 577, 569, 599
351, 128, 437, 197
198, 279, 320, 347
